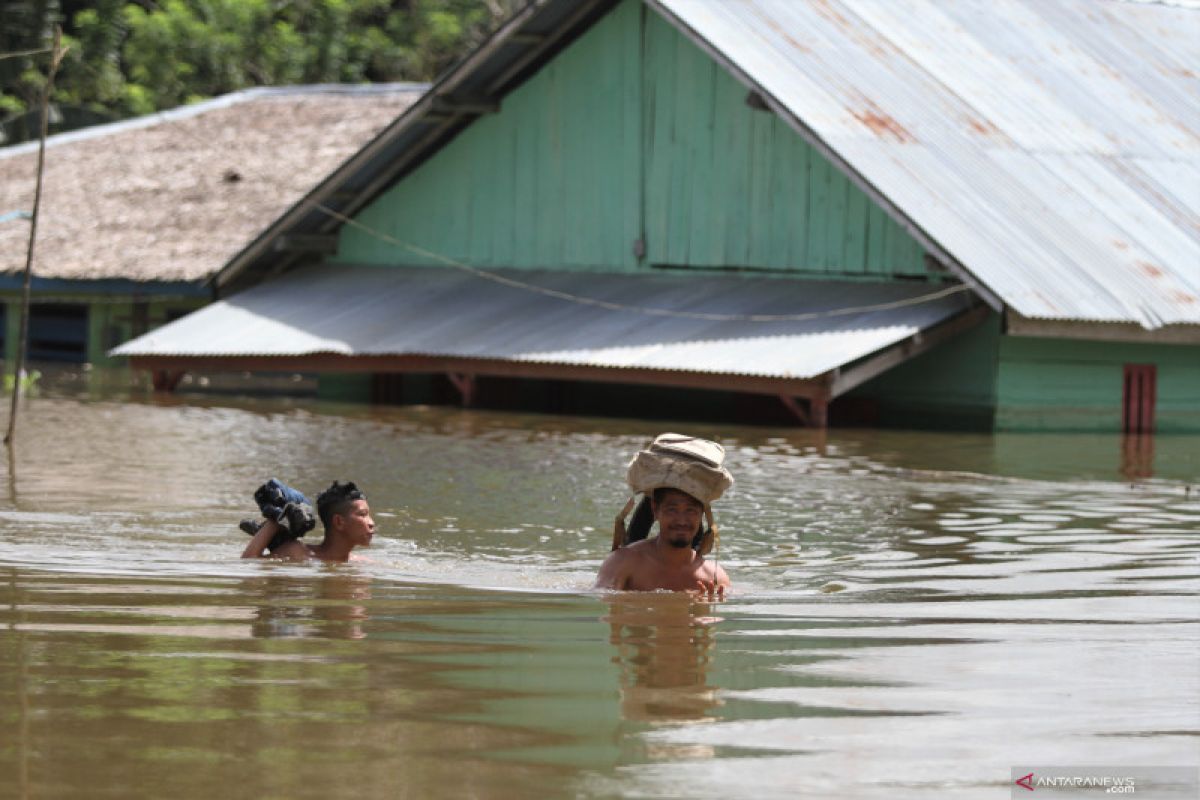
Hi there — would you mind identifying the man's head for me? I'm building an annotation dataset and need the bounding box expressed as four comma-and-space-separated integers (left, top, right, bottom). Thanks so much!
316, 481, 374, 546
650, 487, 704, 549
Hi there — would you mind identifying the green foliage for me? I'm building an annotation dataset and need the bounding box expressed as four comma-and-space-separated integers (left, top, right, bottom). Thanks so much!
4, 369, 42, 396
1, 0, 524, 135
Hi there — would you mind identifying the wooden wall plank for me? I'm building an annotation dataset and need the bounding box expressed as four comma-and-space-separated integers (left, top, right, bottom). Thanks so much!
336, 0, 933, 281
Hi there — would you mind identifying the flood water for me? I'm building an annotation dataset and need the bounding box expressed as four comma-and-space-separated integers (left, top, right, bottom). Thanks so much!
0, 389, 1197, 799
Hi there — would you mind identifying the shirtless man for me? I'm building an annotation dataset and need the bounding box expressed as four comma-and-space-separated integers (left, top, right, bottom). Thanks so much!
594, 488, 730, 596
242, 481, 375, 563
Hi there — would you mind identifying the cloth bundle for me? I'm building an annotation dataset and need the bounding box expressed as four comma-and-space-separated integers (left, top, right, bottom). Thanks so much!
240, 478, 317, 551
625, 433, 733, 505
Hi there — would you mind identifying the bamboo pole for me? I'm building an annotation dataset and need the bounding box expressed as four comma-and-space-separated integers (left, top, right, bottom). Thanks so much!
5, 28, 67, 447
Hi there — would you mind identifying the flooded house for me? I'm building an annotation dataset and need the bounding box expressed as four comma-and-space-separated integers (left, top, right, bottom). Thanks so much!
0, 84, 422, 371
114, 0, 1199, 431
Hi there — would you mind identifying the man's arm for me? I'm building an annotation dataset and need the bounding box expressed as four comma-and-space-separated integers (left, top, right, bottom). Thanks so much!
594, 548, 633, 590
241, 520, 308, 560
241, 519, 279, 558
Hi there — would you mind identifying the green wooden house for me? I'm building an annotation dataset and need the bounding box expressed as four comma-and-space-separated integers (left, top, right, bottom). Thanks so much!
115, 0, 1199, 432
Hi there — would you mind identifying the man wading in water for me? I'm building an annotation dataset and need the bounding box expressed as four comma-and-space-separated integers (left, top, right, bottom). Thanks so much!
594, 487, 730, 596
242, 481, 375, 562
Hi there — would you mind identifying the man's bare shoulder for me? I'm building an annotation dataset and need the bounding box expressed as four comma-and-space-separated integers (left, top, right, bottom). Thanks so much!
270, 540, 313, 560
596, 541, 656, 589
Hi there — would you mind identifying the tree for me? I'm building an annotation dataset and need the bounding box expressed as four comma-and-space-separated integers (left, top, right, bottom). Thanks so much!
0, 0, 524, 138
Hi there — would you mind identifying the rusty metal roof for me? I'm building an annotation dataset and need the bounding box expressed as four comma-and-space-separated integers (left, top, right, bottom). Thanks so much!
113, 265, 977, 390
650, 0, 1199, 328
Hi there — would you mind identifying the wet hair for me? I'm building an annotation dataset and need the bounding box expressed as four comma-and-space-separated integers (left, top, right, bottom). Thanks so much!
316, 481, 366, 530
625, 496, 656, 544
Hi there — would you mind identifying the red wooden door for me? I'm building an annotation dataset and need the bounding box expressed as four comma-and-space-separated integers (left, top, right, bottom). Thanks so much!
1122, 364, 1156, 434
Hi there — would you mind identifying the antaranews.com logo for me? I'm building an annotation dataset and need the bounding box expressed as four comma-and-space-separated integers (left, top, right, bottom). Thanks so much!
1010, 766, 1198, 798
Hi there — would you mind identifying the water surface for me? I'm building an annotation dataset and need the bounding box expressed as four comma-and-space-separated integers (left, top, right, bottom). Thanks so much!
0, 394, 1197, 798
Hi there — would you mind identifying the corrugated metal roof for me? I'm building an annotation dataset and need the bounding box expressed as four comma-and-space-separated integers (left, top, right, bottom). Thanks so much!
650, 0, 1199, 328
114, 265, 975, 382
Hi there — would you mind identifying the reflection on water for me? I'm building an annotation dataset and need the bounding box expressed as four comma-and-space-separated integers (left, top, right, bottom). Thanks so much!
0, 395, 1197, 799
605, 595, 721, 727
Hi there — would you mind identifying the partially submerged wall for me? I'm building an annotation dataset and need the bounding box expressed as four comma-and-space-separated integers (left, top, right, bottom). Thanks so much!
996, 337, 1200, 433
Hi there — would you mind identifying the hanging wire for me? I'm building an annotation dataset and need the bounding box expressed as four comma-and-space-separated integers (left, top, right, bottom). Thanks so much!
313, 202, 974, 323
154, 88, 976, 324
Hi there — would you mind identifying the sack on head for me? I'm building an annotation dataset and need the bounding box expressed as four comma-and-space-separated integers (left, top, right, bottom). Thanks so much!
625, 433, 733, 506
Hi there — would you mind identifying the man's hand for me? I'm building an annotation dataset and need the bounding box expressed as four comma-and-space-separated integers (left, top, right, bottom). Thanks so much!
691, 579, 725, 600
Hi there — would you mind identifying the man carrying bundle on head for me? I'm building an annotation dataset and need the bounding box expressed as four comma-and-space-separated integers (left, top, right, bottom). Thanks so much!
594, 434, 732, 597
241, 479, 375, 562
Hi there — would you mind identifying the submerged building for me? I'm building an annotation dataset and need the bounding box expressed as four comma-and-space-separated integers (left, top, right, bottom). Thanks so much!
0, 84, 422, 369
115, 0, 1199, 431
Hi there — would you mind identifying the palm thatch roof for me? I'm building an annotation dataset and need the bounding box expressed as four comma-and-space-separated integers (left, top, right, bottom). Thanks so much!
0, 85, 422, 283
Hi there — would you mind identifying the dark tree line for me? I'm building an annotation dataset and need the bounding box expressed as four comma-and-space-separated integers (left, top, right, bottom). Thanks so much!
1, 0, 522, 143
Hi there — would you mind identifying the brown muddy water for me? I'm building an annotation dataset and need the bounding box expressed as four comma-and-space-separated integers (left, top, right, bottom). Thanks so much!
0, 390, 1197, 799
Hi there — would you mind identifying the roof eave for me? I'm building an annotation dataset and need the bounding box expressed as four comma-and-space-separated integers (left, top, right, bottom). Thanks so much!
1005, 311, 1200, 345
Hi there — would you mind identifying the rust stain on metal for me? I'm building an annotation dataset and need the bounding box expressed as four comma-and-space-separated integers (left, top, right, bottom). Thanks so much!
965, 117, 1002, 138
1169, 290, 1196, 305
1137, 260, 1164, 278
811, 0, 854, 29
852, 102, 914, 143
749, 4, 812, 54
812, 0, 892, 58
1111, 239, 1129, 251
848, 91, 915, 143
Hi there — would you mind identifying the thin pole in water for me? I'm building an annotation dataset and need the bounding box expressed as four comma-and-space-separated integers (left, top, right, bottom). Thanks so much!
5, 28, 67, 447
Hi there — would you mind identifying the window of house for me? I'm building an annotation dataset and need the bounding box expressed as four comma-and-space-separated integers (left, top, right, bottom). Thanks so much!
29, 303, 88, 363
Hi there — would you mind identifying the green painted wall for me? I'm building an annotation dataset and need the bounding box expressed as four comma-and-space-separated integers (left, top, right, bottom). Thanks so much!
317, 373, 374, 402
87, 297, 207, 366
336, 0, 930, 279
996, 337, 1200, 433
338, 0, 643, 271
639, 10, 926, 276
846, 324, 1200, 433
846, 313, 1001, 430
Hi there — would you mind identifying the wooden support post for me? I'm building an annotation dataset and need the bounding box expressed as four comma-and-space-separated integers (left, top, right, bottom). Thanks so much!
151, 370, 185, 392
778, 394, 830, 428
777, 395, 810, 426
446, 372, 476, 407
810, 395, 829, 429
5, 28, 66, 447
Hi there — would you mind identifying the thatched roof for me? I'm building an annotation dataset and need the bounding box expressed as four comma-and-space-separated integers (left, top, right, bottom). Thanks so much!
0, 85, 422, 283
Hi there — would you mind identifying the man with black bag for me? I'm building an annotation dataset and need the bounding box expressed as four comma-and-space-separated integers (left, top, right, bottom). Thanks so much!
240, 479, 375, 562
